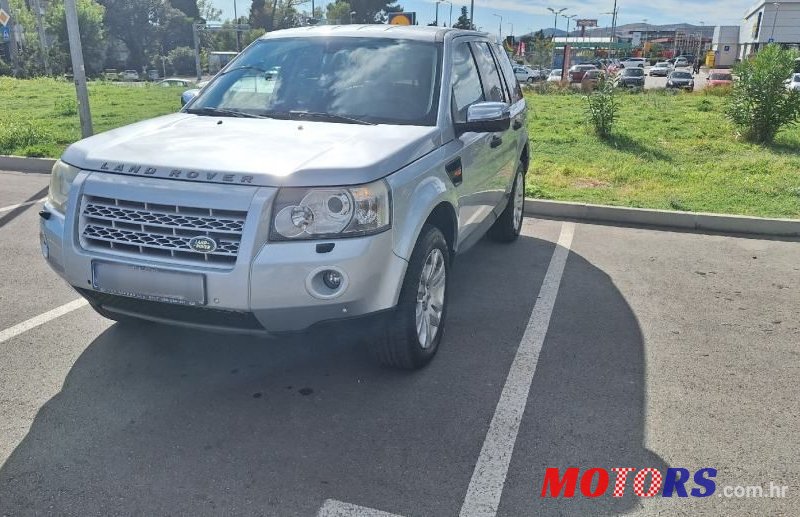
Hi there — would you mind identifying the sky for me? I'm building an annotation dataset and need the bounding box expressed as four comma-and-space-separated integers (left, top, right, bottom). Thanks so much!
211, 0, 757, 37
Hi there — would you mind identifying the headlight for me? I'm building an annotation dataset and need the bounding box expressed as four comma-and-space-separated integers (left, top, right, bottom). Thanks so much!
47, 160, 79, 213
270, 180, 391, 241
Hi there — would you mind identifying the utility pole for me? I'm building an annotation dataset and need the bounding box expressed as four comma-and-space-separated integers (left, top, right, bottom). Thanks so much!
0, 0, 19, 77
469, 0, 474, 29
193, 22, 203, 82
31, 0, 50, 75
64, 0, 93, 138
233, 0, 241, 51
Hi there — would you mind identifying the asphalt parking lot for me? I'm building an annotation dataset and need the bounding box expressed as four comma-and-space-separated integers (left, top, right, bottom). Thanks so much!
0, 169, 798, 516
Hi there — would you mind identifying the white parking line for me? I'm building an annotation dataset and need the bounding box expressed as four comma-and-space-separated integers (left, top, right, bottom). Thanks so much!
315, 222, 576, 517
0, 299, 89, 345
317, 499, 405, 517
0, 197, 47, 214
459, 222, 575, 517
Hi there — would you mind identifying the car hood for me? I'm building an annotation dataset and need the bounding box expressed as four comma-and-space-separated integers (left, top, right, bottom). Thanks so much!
670, 78, 692, 82
62, 113, 442, 187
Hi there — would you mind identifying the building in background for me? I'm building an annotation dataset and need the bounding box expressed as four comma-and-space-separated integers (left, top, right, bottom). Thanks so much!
712, 26, 740, 67
738, 0, 800, 59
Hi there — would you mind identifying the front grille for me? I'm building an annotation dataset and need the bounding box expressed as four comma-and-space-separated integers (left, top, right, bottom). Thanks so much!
79, 196, 247, 266
78, 288, 265, 331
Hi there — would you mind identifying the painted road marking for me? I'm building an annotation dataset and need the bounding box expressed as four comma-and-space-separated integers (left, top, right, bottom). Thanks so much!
317, 499, 405, 517
315, 222, 576, 517
0, 299, 89, 345
0, 197, 47, 214
459, 222, 575, 517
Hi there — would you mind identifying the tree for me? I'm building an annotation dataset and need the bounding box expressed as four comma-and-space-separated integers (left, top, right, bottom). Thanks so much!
170, 0, 200, 19
348, 0, 402, 24
326, 0, 352, 24
197, 0, 222, 22
97, 0, 165, 70
453, 6, 473, 30
725, 44, 800, 144
249, 0, 270, 29
46, 0, 107, 76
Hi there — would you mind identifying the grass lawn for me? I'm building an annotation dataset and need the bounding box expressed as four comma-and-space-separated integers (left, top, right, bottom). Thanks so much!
525, 90, 800, 218
1, 78, 798, 218
0, 77, 179, 159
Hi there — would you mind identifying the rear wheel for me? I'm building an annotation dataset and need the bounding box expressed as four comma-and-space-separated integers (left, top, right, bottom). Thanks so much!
370, 225, 449, 370
489, 163, 526, 243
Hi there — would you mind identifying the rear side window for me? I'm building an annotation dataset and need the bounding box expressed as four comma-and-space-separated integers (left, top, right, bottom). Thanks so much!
470, 42, 507, 103
492, 43, 523, 103
451, 43, 485, 124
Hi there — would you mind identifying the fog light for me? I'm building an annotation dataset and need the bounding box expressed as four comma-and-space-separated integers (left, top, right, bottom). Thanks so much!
322, 270, 343, 290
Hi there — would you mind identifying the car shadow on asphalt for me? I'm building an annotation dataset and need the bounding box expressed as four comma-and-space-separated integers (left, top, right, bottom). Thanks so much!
0, 230, 667, 516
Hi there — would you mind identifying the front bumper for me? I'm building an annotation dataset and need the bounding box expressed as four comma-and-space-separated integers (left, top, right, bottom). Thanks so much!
40, 171, 408, 333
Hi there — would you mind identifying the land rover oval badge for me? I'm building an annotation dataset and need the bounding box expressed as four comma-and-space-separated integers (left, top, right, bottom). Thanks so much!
189, 236, 217, 253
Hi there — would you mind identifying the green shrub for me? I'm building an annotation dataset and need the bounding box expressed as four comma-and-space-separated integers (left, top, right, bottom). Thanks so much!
697, 98, 714, 112
704, 84, 732, 97
725, 45, 800, 144
54, 97, 78, 116
167, 47, 197, 76
0, 121, 52, 155
585, 77, 619, 138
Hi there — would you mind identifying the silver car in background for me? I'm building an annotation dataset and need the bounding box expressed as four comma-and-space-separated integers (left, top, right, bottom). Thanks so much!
40, 26, 530, 370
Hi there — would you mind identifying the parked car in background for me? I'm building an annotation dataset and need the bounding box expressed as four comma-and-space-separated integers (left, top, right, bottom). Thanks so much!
617, 67, 645, 88
121, 70, 140, 81
547, 69, 563, 82
581, 69, 605, 89
707, 69, 733, 87
568, 64, 597, 83
674, 57, 689, 68
666, 70, 695, 90
649, 62, 672, 76
157, 78, 193, 87
785, 73, 800, 91
619, 57, 646, 69
513, 65, 539, 83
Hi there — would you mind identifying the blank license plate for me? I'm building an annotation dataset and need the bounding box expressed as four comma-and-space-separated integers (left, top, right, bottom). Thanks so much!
92, 261, 206, 306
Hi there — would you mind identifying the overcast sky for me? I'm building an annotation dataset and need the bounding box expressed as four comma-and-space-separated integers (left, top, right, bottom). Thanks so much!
211, 0, 756, 36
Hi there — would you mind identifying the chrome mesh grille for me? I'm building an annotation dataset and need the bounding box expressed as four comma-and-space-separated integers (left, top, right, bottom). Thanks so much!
79, 195, 247, 266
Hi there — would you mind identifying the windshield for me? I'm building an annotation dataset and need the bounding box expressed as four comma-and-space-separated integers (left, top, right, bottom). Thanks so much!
188, 37, 442, 126
623, 68, 644, 77
672, 72, 692, 79
710, 73, 732, 81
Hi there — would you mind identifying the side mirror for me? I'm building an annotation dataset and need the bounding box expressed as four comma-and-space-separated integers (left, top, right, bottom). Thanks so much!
457, 102, 512, 134
181, 89, 200, 106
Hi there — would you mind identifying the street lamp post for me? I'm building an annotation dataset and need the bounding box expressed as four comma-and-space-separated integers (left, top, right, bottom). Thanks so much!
547, 7, 567, 34
434, 1, 439, 26
770, 2, 781, 42
562, 14, 576, 38
493, 13, 503, 42
436, 1, 453, 27
506, 22, 514, 37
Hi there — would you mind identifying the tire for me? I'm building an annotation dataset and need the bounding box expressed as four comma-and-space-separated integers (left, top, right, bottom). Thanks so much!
489, 162, 526, 243
370, 225, 450, 370
527, 77, 535, 84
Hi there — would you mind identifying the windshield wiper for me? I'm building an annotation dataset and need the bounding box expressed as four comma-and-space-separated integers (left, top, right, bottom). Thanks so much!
287, 110, 376, 126
186, 107, 270, 119
218, 64, 271, 76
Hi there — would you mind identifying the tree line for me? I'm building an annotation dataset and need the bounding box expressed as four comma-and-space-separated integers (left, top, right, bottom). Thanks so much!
0, 0, 406, 78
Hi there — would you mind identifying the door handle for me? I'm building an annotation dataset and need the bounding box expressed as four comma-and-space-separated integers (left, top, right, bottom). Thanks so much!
513, 119, 523, 130
490, 135, 503, 148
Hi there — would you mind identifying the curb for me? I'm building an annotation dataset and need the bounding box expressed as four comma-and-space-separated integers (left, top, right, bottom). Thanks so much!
3, 156, 796, 238
0, 156, 55, 174
525, 199, 800, 238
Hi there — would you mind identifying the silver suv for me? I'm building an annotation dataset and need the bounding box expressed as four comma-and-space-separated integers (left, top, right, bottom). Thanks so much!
40, 26, 530, 369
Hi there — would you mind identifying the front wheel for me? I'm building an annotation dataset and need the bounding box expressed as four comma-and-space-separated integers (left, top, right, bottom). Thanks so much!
489, 163, 526, 243
370, 225, 450, 370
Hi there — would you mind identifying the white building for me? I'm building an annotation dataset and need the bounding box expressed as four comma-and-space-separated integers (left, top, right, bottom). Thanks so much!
738, 0, 800, 58
712, 26, 741, 67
